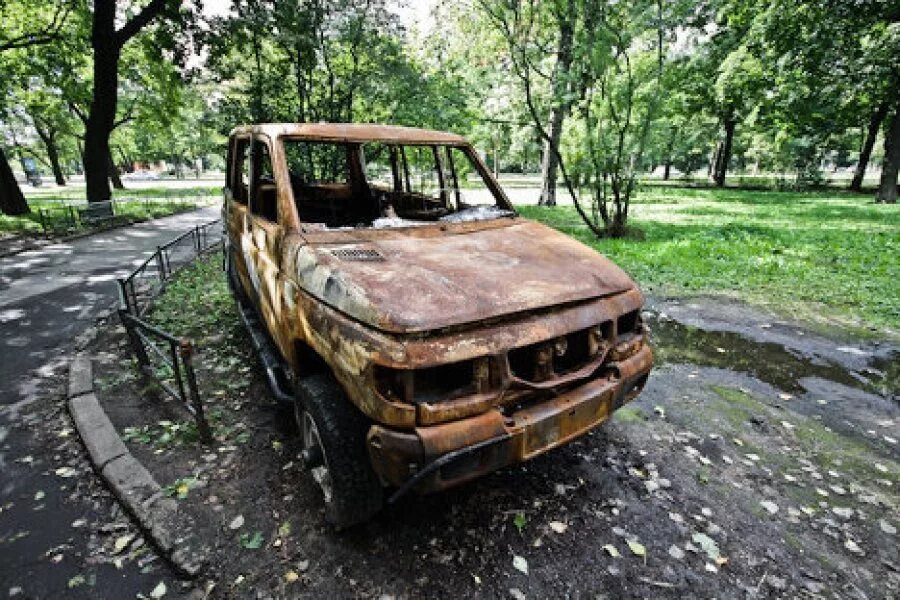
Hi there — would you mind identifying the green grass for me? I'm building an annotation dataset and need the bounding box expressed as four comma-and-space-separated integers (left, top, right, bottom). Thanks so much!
1, 191, 216, 237
518, 187, 900, 336
151, 254, 234, 335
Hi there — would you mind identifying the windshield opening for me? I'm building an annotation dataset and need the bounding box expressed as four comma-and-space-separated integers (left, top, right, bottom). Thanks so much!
283, 139, 514, 229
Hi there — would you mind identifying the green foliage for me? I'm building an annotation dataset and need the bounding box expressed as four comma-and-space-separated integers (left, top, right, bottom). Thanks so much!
519, 187, 900, 333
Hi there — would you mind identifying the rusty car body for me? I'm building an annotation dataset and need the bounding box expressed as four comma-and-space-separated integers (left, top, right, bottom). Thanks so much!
224, 123, 652, 526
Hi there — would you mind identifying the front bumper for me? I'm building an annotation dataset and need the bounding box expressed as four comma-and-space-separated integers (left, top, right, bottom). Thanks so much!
367, 343, 652, 498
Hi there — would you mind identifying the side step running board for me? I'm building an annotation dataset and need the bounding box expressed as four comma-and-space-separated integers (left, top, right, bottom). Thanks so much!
235, 298, 295, 405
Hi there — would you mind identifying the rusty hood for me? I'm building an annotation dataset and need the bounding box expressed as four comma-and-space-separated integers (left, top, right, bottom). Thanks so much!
292, 219, 637, 334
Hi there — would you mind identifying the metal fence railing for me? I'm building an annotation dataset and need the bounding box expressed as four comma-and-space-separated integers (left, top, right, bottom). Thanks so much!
35, 195, 217, 234
117, 218, 224, 443
118, 219, 223, 317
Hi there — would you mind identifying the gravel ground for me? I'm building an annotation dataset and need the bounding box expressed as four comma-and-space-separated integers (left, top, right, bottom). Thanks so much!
24, 290, 900, 599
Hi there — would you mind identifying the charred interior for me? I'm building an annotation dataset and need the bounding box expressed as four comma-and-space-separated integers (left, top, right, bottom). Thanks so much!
282, 139, 514, 229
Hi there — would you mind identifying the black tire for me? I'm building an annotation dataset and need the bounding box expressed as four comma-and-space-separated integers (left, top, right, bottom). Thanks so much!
295, 373, 384, 529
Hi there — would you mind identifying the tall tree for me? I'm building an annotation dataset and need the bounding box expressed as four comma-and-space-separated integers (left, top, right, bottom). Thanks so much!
538, 1, 576, 206
83, 0, 177, 202
480, 0, 667, 237
0, 0, 74, 215
877, 99, 899, 204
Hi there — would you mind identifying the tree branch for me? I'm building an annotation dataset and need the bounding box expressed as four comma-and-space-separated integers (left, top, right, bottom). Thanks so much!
115, 0, 170, 47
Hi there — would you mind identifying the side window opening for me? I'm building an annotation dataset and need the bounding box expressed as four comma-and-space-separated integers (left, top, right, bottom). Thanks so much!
232, 138, 250, 204
250, 138, 277, 222
285, 140, 367, 227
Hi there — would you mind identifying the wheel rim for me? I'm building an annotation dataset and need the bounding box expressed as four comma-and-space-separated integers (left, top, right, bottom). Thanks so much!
299, 409, 333, 504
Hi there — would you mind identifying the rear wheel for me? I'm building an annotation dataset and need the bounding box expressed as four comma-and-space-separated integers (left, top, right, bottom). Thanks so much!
294, 373, 383, 529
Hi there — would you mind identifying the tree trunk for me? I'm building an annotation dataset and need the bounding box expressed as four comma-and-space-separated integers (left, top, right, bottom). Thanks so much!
713, 119, 735, 187
83, 2, 119, 202
708, 143, 719, 179
0, 146, 30, 215
851, 100, 888, 192
46, 139, 66, 186
877, 104, 900, 204
539, 108, 566, 206
663, 161, 671, 180
538, 13, 575, 207
108, 153, 124, 189
36, 127, 66, 186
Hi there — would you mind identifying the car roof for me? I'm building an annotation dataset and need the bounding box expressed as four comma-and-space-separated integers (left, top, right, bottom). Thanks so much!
229, 123, 469, 145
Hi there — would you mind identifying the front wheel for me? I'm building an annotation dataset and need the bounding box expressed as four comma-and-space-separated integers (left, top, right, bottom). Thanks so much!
294, 373, 383, 529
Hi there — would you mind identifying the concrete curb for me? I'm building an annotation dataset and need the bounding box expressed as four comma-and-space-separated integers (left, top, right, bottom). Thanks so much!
67, 354, 208, 578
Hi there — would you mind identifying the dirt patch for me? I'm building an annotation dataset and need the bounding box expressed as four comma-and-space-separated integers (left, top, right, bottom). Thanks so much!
83, 268, 900, 598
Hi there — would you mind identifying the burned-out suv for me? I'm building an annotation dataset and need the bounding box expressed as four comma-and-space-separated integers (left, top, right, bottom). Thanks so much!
224, 123, 653, 527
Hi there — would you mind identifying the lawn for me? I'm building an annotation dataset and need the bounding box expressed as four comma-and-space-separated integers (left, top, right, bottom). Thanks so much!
518, 187, 899, 337
0, 186, 219, 236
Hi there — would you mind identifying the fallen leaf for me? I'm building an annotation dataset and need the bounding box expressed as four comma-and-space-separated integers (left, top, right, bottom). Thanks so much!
240, 531, 264, 549
34, 491, 45, 501
603, 544, 620, 558
278, 521, 291, 537
509, 588, 526, 600
878, 519, 896, 535
513, 513, 526, 533
760, 501, 779, 515
691, 532, 720, 561
113, 534, 134, 554
149, 581, 167, 598
548, 521, 567, 534
844, 539, 864, 556
285, 571, 299, 583
175, 483, 189, 499
512, 555, 528, 575
668, 545, 684, 559
832, 507, 853, 519
55, 467, 77, 478
67, 575, 85, 589
627, 540, 646, 557
229, 515, 244, 530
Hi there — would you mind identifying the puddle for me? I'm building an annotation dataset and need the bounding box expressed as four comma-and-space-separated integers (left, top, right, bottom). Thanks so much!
646, 313, 898, 398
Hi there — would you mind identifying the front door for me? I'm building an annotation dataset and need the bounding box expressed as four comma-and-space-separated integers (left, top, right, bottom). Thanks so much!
244, 135, 284, 337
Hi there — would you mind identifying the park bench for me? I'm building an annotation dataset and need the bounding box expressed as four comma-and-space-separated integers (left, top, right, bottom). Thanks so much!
77, 201, 116, 227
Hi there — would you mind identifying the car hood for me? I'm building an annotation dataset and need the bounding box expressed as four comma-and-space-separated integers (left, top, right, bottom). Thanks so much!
293, 219, 637, 334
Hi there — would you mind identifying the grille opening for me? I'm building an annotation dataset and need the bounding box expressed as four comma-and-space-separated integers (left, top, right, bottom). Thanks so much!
509, 324, 609, 382
617, 310, 640, 336
553, 329, 591, 374
414, 360, 476, 403
508, 342, 541, 381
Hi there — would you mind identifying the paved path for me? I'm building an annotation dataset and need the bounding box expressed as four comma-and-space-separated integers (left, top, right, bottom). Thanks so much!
0, 207, 218, 598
